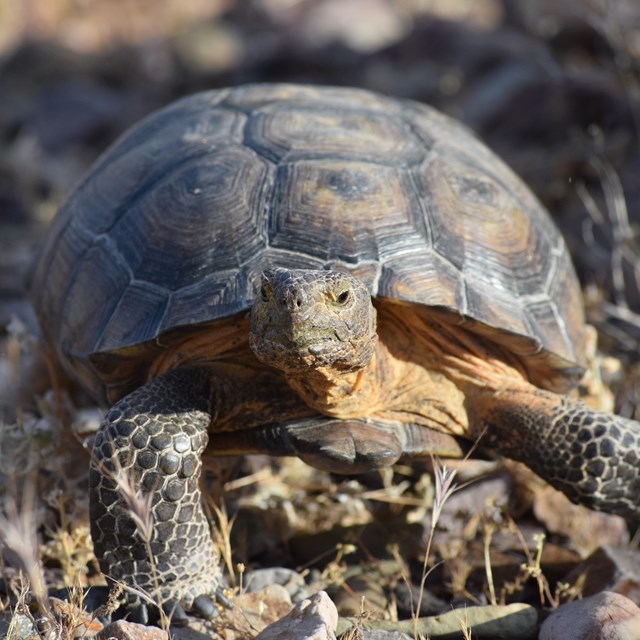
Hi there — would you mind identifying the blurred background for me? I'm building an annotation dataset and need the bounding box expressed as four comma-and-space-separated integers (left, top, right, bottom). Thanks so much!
1, 0, 640, 411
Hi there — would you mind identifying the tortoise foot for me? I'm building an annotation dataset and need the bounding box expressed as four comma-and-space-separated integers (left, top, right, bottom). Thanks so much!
115, 597, 207, 627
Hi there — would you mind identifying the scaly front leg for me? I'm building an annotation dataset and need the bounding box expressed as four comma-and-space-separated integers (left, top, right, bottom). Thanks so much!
89, 368, 222, 625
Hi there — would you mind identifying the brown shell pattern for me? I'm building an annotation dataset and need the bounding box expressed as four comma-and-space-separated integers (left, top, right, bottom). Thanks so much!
30, 84, 586, 402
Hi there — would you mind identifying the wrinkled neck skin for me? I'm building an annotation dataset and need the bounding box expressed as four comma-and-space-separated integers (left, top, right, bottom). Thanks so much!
283, 345, 386, 418
249, 268, 384, 418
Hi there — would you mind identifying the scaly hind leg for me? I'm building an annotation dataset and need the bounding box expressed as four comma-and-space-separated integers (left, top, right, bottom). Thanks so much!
470, 386, 640, 521
421, 319, 640, 521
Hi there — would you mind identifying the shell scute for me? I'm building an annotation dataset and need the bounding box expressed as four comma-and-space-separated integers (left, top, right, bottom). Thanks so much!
268, 160, 428, 265
109, 144, 272, 291
245, 105, 425, 166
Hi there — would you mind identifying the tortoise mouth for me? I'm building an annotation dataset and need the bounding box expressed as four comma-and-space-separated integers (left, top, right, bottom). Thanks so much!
252, 326, 350, 370
264, 326, 343, 351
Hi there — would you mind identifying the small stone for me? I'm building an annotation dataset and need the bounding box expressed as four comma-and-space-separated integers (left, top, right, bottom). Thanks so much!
566, 545, 640, 601
0, 613, 37, 640
332, 559, 403, 617
96, 619, 168, 640
539, 591, 640, 640
246, 567, 311, 602
45, 597, 105, 636
216, 585, 292, 634
255, 591, 338, 640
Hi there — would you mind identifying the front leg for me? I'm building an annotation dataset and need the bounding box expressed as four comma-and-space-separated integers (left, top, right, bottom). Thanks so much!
89, 368, 221, 625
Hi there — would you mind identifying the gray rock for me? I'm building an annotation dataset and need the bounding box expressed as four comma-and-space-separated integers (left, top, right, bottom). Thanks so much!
246, 567, 311, 602
0, 614, 37, 640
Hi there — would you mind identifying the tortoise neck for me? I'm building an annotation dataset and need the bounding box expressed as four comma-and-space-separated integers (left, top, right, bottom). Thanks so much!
284, 346, 387, 419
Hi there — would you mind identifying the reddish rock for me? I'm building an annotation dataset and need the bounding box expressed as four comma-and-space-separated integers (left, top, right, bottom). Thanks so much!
540, 591, 640, 640
255, 591, 337, 640
96, 620, 168, 640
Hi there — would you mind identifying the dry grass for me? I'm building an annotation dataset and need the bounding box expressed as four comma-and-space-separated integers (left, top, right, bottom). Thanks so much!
412, 461, 459, 639
0, 403, 601, 639
91, 439, 176, 630
0, 480, 51, 620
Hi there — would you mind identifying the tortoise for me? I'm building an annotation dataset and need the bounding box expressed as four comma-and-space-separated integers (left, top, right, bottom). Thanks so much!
30, 83, 640, 624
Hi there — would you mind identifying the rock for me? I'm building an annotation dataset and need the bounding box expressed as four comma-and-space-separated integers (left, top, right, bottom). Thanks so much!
0, 613, 37, 640
430, 470, 512, 538
0, 598, 104, 640
338, 602, 538, 639
96, 620, 168, 640
245, 567, 311, 602
394, 580, 448, 618
298, 0, 410, 53
357, 632, 413, 640
539, 591, 640, 640
331, 559, 405, 618
566, 546, 640, 602
255, 591, 338, 640
47, 597, 104, 637
532, 487, 628, 555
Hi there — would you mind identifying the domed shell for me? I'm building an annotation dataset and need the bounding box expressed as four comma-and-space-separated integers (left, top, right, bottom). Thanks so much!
30, 84, 587, 404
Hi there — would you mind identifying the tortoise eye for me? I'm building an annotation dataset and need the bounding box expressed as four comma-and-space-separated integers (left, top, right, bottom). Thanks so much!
260, 285, 270, 301
336, 290, 351, 305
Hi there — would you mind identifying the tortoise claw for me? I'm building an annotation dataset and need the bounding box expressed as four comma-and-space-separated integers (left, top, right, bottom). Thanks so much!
284, 419, 403, 473
215, 587, 234, 609
111, 595, 218, 628
127, 603, 149, 626
192, 594, 219, 620
164, 600, 189, 627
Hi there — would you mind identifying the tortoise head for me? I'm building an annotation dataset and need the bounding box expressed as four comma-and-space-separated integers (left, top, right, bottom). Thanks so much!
249, 268, 377, 374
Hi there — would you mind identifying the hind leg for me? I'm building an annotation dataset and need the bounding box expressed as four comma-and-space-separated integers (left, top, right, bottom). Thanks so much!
471, 385, 640, 521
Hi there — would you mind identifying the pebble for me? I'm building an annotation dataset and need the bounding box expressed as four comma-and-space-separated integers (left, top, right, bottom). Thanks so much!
0, 614, 37, 640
